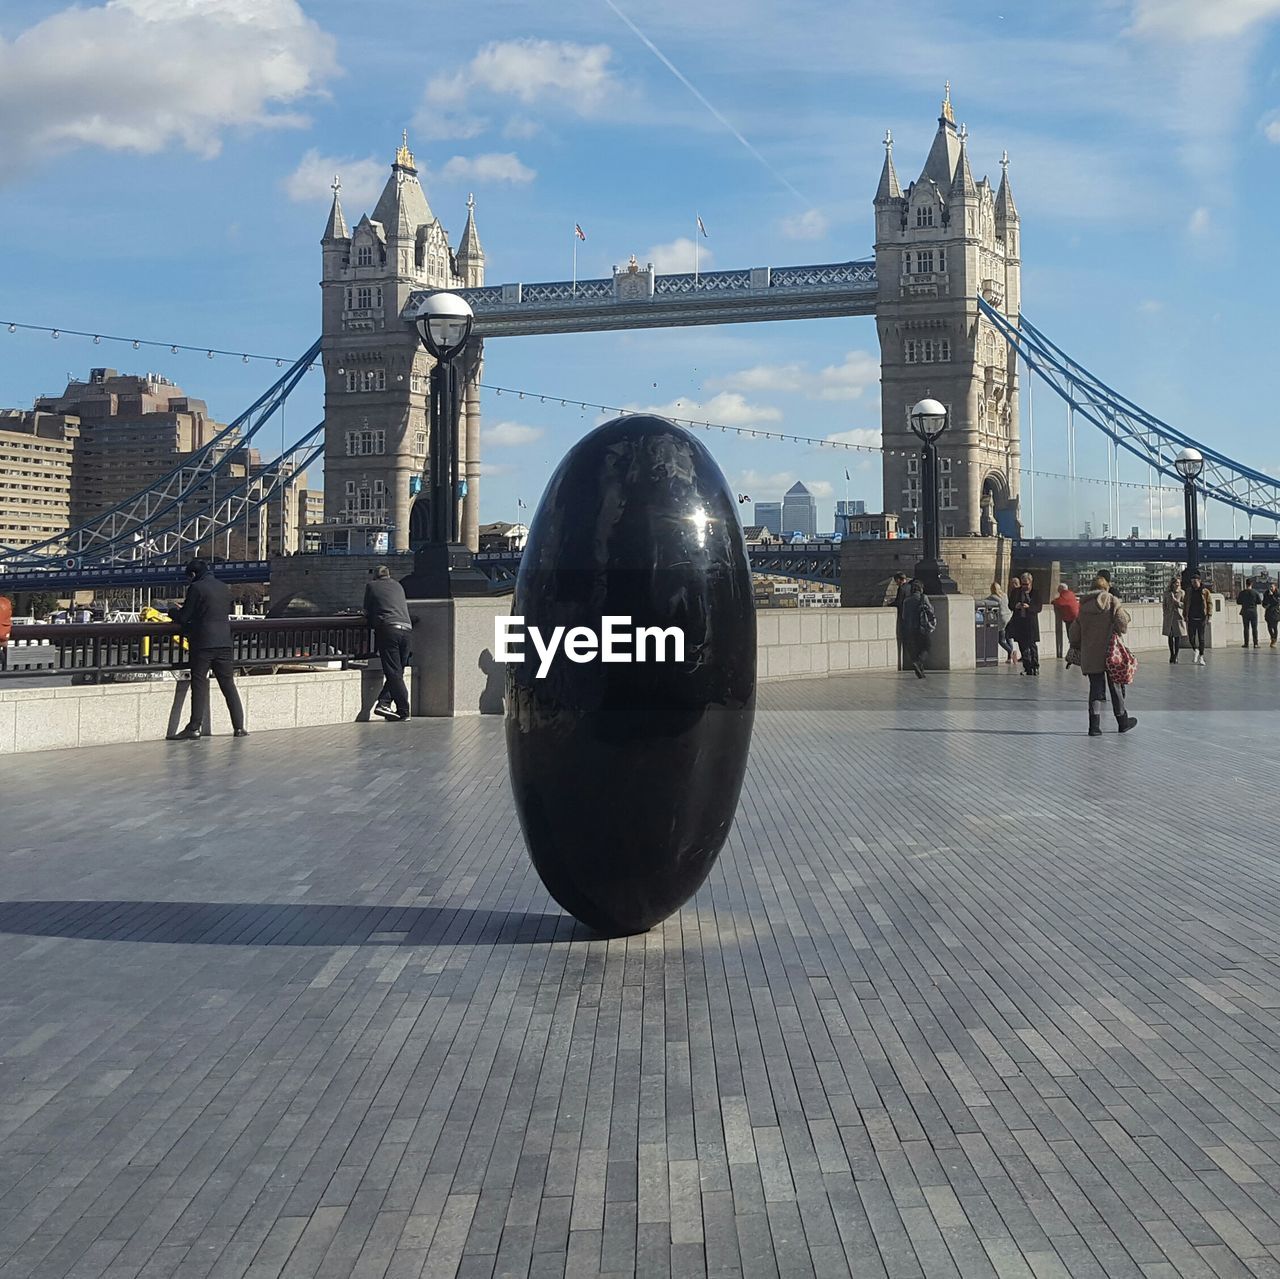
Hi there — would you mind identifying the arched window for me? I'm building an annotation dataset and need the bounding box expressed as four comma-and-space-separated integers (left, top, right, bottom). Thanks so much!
356, 244, 373, 267
915, 204, 934, 228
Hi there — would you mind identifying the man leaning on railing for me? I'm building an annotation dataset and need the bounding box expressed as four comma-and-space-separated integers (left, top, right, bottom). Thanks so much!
0, 593, 10, 673
168, 558, 248, 741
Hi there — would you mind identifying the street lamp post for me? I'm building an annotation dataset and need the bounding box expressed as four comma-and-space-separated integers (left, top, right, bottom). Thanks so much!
909, 397, 958, 594
1174, 446, 1204, 593
402, 291, 480, 598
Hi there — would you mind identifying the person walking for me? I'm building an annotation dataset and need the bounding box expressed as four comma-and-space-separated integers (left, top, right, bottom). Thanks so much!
169, 558, 246, 740
1183, 572, 1211, 665
900, 579, 936, 679
1068, 569, 1138, 736
1163, 577, 1188, 662
1051, 582, 1080, 663
363, 564, 412, 721
1264, 583, 1280, 647
891, 572, 909, 670
1238, 578, 1262, 648
0, 593, 11, 673
1010, 571, 1042, 675
983, 582, 1013, 663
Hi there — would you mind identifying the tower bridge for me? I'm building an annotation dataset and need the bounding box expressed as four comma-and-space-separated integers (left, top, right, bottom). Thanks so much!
7, 86, 1280, 594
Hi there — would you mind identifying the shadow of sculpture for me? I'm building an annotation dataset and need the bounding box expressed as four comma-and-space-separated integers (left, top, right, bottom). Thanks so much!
477, 648, 505, 715
0, 900, 587, 947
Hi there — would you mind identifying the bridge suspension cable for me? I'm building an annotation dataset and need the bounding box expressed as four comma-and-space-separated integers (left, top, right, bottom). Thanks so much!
982, 299, 1280, 522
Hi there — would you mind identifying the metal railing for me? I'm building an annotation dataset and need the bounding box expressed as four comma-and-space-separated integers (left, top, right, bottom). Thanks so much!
3, 616, 375, 681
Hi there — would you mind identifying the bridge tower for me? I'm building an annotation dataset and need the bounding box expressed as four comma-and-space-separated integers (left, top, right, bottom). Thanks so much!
319, 135, 485, 553
874, 86, 1021, 538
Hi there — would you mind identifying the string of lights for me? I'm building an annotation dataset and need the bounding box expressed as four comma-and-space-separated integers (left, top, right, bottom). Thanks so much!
2, 317, 1185, 494
481, 382, 1188, 494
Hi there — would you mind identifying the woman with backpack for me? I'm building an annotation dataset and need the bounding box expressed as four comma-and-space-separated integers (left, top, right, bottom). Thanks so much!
1068, 569, 1138, 737
900, 579, 936, 679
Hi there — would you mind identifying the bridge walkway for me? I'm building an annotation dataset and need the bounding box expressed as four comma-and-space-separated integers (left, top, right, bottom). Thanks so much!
3, 655, 1280, 1276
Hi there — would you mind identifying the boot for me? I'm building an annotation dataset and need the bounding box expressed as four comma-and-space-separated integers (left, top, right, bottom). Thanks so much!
1088, 713, 1102, 737
1118, 715, 1138, 733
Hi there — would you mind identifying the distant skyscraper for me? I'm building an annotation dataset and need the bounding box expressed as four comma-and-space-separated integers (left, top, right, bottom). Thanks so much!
754, 501, 782, 533
782, 482, 817, 539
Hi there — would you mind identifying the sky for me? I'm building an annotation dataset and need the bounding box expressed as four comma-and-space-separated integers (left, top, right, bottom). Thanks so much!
2, 0, 1280, 539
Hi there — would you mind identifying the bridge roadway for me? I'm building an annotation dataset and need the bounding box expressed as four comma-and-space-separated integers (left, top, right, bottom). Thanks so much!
14, 536, 1280, 596
5, 654, 1280, 1277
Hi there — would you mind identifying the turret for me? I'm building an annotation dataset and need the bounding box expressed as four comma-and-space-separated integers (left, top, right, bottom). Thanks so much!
455, 193, 485, 288
321, 176, 350, 280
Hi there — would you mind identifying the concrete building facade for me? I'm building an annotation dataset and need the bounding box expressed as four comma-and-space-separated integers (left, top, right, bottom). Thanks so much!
319, 136, 485, 553
874, 85, 1022, 538
0, 412, 78, 549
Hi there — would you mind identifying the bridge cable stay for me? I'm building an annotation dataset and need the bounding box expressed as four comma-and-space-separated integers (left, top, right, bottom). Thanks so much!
103, 423, 326, 563
983, 300, 1280, 521
0, 339, 321, 567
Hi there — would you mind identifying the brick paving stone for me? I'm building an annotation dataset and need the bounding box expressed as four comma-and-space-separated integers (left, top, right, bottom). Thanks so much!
8, 656, 1280, 1274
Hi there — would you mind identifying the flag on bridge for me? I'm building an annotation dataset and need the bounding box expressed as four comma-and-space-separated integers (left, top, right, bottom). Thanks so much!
696, 214, 708, 237
574, 223, 586, 241
844, 468, 851, 481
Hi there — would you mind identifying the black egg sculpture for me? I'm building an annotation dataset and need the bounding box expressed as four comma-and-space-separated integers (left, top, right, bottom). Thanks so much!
505, 414, 756, 936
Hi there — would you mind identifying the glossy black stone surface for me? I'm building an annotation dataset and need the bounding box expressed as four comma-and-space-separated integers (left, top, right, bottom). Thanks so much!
505, 415, 757, 936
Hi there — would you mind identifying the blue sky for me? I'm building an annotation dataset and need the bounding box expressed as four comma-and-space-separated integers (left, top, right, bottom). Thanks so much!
2, 0, 1280, 538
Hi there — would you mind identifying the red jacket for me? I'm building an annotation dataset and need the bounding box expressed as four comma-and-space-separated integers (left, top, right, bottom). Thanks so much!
1051, 589, 1079, 625
0, 595, 11, 644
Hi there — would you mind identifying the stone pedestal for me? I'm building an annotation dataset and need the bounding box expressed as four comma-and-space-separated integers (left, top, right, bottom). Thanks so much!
923, 594, 977, 672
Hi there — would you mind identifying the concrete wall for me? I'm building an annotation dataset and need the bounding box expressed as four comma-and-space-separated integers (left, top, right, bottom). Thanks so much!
756, 607, 898, 680
0, 667, 401, 755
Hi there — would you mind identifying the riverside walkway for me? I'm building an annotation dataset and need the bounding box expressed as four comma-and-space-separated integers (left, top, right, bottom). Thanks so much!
3, 654, 1280, 1278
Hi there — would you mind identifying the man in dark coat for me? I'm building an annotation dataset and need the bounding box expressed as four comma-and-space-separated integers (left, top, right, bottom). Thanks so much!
169, 558, 246, 740
900, 579, 936, 679
363, 565, 412, 720
1010, 571, 1043, 675
891, 572, 909, 670
1237, 578, 1262, 648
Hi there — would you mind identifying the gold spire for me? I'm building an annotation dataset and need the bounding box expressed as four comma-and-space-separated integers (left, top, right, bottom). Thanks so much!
941, 80, 954, 124
394, 128, 415, 170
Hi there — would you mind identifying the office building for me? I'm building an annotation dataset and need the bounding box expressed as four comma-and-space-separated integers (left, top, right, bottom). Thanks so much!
782, 482, 817, 539
0, 411, 78, 549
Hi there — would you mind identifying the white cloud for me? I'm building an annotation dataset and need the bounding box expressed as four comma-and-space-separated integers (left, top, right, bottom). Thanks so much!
482, 421, 544, 447
479, 461, 515, 477
818, 351, 880, 401
0, 0, 336, 181
625, 393, 781, 427
1188, 206, 1212, 234
503, 116, 543, 140
1137, 299, 1163, 314
427, 40, 617, 111
644, 237, 712, 273
779, 208, 829, 241
1266, 118, 1280, 143
1130, 0, 1280, 40
283, 149, 384, 208
708, 363, 807, 394
736, 471, 833, 502
440, 152, 536, 184
824, 428, 881, 449
413, 112, 488, 142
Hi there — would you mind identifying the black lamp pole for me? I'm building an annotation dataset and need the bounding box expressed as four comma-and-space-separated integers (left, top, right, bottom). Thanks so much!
1175, 448, 1204, 593
910, 398, 958, 595
402, 291, 476, 598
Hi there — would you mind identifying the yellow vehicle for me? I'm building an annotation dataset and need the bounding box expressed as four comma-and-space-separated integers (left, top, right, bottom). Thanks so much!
140, 604, 187, 659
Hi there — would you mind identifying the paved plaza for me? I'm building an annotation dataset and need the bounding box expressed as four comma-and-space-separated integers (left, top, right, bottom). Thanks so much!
5, 653, 1280, 1279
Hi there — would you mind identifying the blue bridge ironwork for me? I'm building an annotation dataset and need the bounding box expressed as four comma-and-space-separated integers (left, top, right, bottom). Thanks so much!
438, 261, 879, 338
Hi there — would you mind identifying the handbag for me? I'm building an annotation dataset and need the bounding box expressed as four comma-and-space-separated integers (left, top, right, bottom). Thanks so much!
1105, 633, 1137, 686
